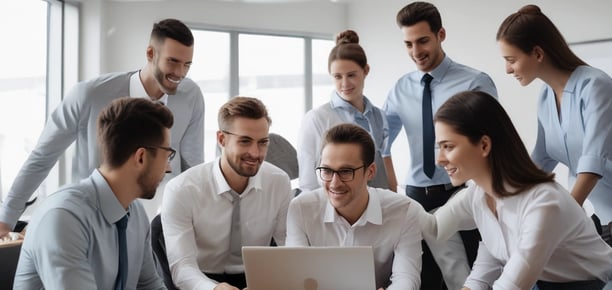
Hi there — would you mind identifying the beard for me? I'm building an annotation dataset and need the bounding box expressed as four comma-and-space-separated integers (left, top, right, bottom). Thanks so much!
153, 58, 179, 95
137, 167, 160, 200
226, 154, 262, 178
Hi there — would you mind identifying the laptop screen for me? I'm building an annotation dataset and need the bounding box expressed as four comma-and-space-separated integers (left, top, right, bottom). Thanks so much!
242, 246, 376, 290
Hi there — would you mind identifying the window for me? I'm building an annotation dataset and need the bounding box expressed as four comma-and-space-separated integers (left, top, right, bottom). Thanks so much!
191, 30, 231, 162
239, 34, 305, 146
312, 39, 336, 108
189, 28, 334, 161
0, 0, 48, 202
0, 0, 79, 212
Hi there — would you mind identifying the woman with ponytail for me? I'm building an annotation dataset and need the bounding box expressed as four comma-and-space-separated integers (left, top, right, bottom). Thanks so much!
297, 30, 397, 192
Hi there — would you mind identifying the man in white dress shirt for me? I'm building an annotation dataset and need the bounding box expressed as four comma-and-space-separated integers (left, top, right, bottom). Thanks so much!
286, 123, 424, 290
161, 97, 293, 290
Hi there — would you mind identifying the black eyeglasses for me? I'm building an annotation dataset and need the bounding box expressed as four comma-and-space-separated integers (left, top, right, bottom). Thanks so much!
143, 145, 176, 162
315, 165, 365, 182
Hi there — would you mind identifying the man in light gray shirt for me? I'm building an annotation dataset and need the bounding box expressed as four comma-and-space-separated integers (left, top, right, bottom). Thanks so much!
0, 18, 204, 237
14, 98, 172, 289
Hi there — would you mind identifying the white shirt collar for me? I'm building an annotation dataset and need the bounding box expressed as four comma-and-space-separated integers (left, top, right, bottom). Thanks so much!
129, 70, 168, 105
323, 188, 383, 226
212, 157, 263, 197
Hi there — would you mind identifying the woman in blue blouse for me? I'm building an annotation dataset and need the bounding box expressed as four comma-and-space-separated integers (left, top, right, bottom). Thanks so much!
297, 30, 397, 192
497, 4, 612, 223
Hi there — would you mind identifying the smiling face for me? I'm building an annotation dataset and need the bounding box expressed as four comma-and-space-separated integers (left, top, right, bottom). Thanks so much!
219, 117, 270, 178
498, 40, 541, 86
435, 121, 490, 187
401, 21, 445, 72
330, 59, 368, 105
149, 38, 194, 95
320, 142, 374, 222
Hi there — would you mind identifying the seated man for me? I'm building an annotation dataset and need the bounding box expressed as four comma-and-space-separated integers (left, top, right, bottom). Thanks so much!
162, 96, 293, 290
14, 98, 172, 289
286, 123, 424, 290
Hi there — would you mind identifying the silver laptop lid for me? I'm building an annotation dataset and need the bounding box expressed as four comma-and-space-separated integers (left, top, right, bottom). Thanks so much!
243, 246, 376, 290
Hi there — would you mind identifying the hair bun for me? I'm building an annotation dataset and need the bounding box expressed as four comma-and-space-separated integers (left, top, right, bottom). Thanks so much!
335, 30, 359, 45
518, 4, 542, 15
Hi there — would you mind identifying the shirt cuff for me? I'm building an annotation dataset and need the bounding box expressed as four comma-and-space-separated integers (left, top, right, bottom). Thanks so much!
576, 155, 607, 176
0, 205, 24, 229
463, 280, 489, 290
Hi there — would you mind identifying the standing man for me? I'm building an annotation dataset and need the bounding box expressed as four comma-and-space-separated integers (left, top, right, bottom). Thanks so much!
0, 18, 204, 235
287, 123, 424, 290
14, 98, 173, 289
382, 2, 498, 290
162, 97, 293, 290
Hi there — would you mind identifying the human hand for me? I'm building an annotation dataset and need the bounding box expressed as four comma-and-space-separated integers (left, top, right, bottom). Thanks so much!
0, 222, 11, 239
213, 282, 240, 290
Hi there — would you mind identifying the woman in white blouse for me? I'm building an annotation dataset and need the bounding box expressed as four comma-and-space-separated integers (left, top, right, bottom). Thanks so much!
426, 90, 612, 290
297, 29, 397, 192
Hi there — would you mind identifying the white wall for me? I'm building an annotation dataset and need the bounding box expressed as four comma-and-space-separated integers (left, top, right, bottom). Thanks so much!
81, 0, 347, 79
347, 0, 612, 185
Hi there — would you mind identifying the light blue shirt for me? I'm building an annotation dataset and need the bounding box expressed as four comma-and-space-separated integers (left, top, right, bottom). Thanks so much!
383, 56, 497, 187
532, 65, 612, 221
13, 169, 166, 290
298, 91, 389, 191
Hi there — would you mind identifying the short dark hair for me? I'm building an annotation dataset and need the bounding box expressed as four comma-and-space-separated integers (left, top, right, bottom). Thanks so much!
328, 30, 368, 72
496, 4, 586, 71
396, 1, 442, 33
321, 123, 375, 167
97, 98, 174, 168
218, 96, 271, 131
151, 18, 194, 47
434, 91, 554, 196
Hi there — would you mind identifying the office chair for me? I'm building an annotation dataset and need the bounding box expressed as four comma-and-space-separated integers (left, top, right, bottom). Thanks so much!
265, 133, 299, 180
150, 214, 177, 290
0, 240, 22, 290
265, 133, 303, 197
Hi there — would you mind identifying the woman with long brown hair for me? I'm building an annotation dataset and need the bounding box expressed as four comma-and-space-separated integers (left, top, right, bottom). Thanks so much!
497, 4, 612, 224
426, 91, 611, 290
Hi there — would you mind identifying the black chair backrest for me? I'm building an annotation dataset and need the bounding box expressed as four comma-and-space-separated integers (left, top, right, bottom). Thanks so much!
150, 214, 177, 290
0, 241, 22, 290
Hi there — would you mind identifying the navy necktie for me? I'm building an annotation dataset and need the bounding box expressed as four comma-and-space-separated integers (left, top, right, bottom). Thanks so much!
115, 215, 128, 290
422, 74, 435, 179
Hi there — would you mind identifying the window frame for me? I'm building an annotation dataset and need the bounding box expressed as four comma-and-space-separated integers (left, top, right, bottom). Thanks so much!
188, 24, 334, 113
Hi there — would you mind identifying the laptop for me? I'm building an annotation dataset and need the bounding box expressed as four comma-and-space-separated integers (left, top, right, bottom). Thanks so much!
242, 246, 376, 290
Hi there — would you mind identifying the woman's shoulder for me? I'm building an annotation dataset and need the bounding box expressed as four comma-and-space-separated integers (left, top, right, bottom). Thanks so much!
572, 65, 612, 89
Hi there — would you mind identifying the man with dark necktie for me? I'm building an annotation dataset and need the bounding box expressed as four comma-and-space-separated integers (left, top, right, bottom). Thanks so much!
382, 2, 498, 290
13, 98, 172, 289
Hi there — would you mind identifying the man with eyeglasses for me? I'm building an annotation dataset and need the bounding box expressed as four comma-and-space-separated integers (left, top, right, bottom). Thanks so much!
14, 98, 172, 289
161, 97, 293, 290
286, 123, 425, 290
